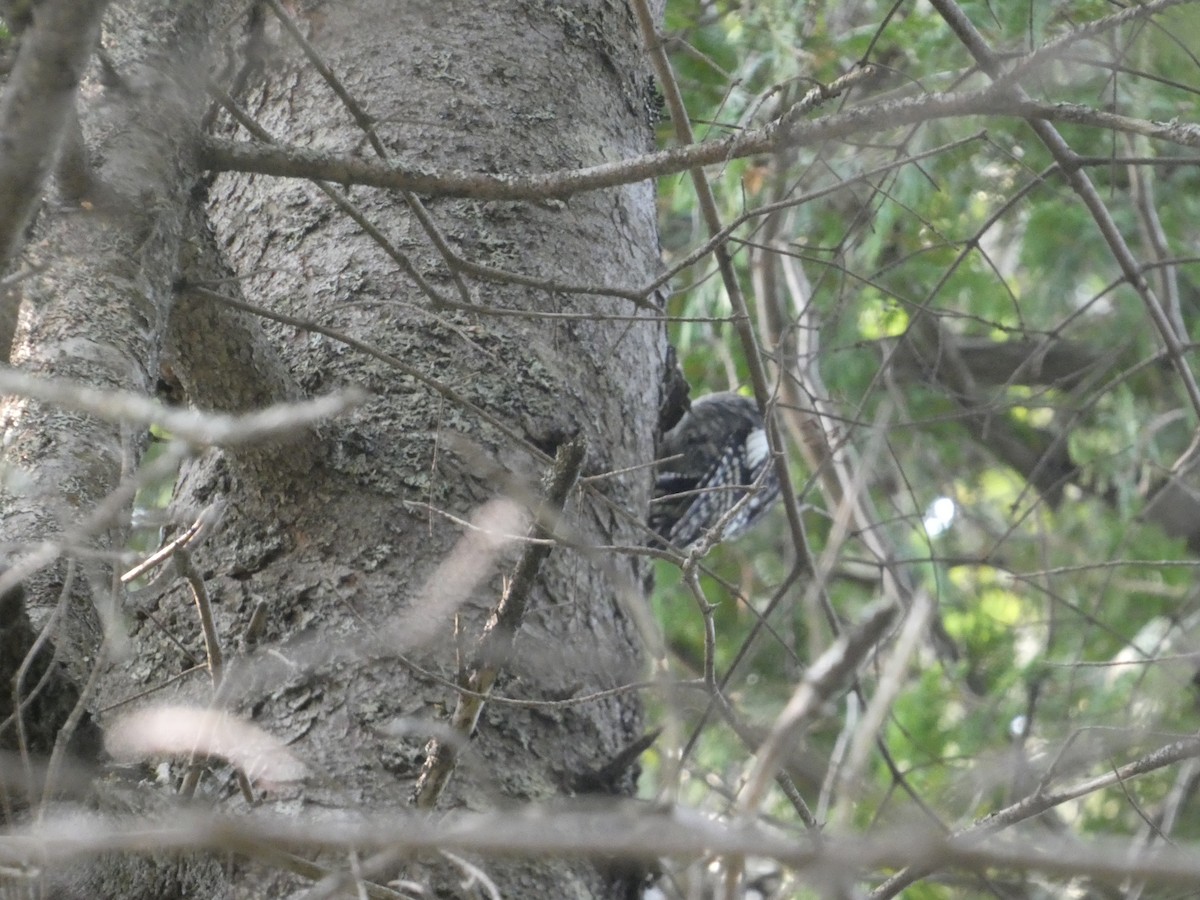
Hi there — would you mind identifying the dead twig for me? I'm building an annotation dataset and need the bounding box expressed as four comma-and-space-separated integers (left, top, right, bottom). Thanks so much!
412, 437, 587, 808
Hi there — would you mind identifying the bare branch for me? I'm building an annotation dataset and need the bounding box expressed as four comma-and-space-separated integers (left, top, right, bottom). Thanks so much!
413, 438, 587, 808
200, 91, 1200, 203
737, 601, 897, 817
11, 798, 1200, 889
0, 369, 366, 447
926, 0, 1200, 433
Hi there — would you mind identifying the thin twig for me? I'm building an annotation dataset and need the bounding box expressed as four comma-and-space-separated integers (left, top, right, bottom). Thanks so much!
120, 501, 226, 584
412, 437, 587, 808
869, 733, 1200, 898
0, 369, 364, 448
736, 601, 897, 818
925, 0, 1200, 430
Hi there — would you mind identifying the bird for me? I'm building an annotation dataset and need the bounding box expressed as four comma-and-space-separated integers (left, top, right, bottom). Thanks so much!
650, 392, 781, 550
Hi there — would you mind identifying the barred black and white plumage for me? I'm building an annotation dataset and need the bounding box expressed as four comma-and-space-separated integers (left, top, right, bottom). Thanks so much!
650, 392, 781, 549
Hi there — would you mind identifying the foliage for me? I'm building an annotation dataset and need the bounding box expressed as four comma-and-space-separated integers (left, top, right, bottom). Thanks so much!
650, 0, 1200, 895
5, 0, 1200, 896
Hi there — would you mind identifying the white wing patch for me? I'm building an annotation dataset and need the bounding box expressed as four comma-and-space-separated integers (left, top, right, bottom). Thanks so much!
744, 427, 770, 470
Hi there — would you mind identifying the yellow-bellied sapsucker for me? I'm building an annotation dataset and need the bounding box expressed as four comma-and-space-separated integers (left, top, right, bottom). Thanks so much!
650, 392, 781, 549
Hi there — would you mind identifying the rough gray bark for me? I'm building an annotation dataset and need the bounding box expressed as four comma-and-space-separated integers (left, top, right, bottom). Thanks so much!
181, 4, 662, 895
0, 0, 108, 272
0, 4, 236, 895
3, 0, 665, 897
0, 0, 222, 723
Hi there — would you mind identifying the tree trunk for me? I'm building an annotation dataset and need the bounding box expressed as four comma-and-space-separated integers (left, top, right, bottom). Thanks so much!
2, 0, 665, 896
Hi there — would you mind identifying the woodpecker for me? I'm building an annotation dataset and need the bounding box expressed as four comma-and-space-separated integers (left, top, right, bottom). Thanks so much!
650, 392, 781, 549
